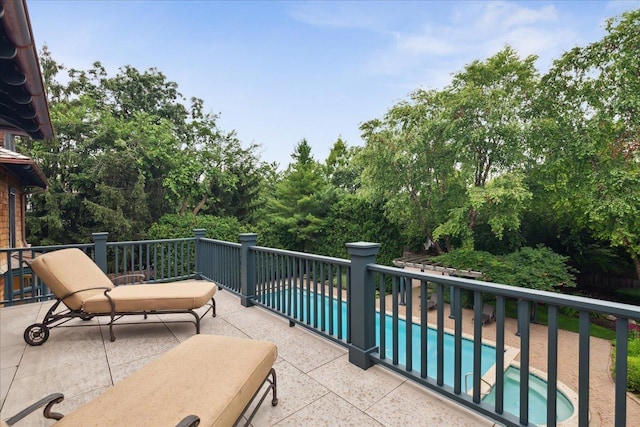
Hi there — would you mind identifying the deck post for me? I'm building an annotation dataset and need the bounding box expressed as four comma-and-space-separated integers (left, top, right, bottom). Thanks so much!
193, 229, 206, 280
92, 232, 108, 273
346, 242, 380, 369
240, 233, 258, 307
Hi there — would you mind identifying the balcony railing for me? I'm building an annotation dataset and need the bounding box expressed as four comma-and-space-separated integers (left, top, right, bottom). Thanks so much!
2, 231, 638, 427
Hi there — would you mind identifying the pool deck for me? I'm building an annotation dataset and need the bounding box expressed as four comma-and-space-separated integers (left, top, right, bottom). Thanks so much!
1, 289, 495, 427
2, 284, 638, 426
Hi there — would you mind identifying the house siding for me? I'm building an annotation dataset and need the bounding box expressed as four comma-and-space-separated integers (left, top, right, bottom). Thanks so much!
1, 151, 30, 303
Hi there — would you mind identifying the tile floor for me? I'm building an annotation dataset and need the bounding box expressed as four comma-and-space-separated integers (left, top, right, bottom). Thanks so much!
1, 289, 495, 426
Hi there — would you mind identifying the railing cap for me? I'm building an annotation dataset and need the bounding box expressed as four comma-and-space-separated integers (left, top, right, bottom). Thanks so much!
239, 233, 258, 243
346, 242, 380, 257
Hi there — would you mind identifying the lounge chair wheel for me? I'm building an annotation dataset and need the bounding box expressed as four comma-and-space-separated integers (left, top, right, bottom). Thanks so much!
80, 314, 95, 321
24, 323, 50, 346
271, 398, 278, 406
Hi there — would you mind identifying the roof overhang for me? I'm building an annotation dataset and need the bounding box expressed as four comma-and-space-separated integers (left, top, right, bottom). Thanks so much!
0, 146, 47, 189
0, 0, 54, 140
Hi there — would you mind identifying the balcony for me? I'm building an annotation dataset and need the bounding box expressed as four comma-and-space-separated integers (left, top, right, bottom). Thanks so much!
2, 232, 639, 426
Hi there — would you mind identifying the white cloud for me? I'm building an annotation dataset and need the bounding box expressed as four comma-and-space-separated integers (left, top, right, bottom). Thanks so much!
366, 1, 583, 80
287, 2, 384, 31
393, 30, 458, 56
478, 2, 558, 31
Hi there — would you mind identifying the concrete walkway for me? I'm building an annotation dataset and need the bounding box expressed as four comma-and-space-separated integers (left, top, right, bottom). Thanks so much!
1, 290, 493, 426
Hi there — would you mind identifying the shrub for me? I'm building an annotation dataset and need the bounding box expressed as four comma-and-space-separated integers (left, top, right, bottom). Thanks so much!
613, 334, 640, 393
628, 356, 640, 393
629, 334, 640, 356
615, 288, 640, 306
147, 214, 247, 242
432, 246, 577, 292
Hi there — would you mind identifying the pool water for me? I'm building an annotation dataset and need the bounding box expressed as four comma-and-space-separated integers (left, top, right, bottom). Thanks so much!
263, 288, 574, 425
483, 366, 574, 425
264, 289, 496, 386
375, 311, 497, 386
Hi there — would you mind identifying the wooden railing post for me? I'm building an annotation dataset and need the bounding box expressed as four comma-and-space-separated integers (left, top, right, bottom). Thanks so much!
240, 233, 258, 307
92, 232, 108, 273
346, 241, 380, 369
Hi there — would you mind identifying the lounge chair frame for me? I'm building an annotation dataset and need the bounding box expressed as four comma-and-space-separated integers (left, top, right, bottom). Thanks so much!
237, 368, 278, 426
23, 285, 216, 346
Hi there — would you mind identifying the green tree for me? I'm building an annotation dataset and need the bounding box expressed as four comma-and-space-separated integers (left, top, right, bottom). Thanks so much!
434, 47, 538, 247
359, 89, 461, 253
264, 140, 333, 252
315, 194, 403, 266
538, 9, 640, 280
23, 51, 263, 244
325, 137, 362, 193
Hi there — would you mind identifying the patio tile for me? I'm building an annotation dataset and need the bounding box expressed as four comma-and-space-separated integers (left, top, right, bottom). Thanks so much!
98, 320, 179, 367
14, 326, 105, 379
224, 308, 347, 373
170, 315, 250, 342
0, 344, 23, 371
212, 288, 248, 315
276, 330, 346, 373
1, 385, 110, 427
307, 353, 406, 411
0, 302, 42, 348
110, 354, 162, 385
1, 354, 111, 420
274, 392, 384, 427
222, 306, 285, 339
0, 366, 17, 408
365, 380, 493, 426
247, 360, 330, 427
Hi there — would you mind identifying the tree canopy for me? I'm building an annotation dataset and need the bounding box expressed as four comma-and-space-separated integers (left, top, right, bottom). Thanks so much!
23, 50, 272, 244
17, 8, 640, 290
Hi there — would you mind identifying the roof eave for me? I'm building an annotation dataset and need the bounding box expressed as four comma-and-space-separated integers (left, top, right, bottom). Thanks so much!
0, 0, 54, 140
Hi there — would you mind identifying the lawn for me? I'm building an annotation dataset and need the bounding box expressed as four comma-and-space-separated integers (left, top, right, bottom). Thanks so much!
503, 300, 617, 340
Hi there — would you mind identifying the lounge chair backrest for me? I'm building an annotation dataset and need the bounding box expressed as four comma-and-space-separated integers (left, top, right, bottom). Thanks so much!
483, 304, 494, 316
30, 248, 114, 310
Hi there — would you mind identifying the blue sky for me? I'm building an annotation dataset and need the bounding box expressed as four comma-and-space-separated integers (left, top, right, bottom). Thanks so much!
27, 0, 640, 168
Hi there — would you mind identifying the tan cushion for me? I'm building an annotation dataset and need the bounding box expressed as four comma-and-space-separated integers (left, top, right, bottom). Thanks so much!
56, 335, 278, 427
82, 280, 216, 313
30, 248, 113, 310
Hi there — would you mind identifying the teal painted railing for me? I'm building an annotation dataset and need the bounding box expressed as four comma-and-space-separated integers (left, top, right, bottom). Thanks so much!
2, 232, 638, 427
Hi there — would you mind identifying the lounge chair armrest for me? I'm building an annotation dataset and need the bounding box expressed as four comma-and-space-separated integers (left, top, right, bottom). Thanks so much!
175, 415, 200, 427
111, 273, 147, 286
59, 287, 112, 302
4, 393, 65, 425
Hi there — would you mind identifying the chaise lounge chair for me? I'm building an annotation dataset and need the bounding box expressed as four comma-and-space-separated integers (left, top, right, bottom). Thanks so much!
481, 304, 495, 326
2, 334, 278, 426
23, 248, 217, 345
425, 293, 438, 310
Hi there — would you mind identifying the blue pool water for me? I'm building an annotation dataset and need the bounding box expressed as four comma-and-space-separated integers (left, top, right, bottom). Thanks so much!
483, 367, 574, 424
264, 289, 496, 386
263, 288, 576, 425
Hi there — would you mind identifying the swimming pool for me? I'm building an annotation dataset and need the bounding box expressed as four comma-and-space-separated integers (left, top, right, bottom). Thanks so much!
263, 289, 496, 386
483, 366, 575, 425
262, 288, 576, 425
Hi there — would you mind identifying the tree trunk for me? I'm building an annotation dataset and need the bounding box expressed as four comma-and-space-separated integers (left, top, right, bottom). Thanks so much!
192, 195, 208, 217
468, 207, 477, 232
622, 237, 640, 282
630, 252, 640, 282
